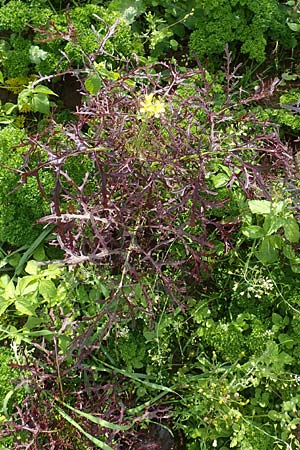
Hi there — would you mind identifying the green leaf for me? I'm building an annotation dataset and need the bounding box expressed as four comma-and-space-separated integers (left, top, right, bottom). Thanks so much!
268, 410, 280, 421
33, 245, 46, 261
55, 406, 114, 450
16, 277, 39, 296
4, 102, 17, 115
241, 225, 265, 239
39, 279, 57, 300
33, 85, 58, 96
288, 22, 300, 32
257, 235, 281, 264
0, 296, 13, 316
210, 173, 229, 188
0, 71, 4, 84
291, 263, 300, 273
248, 200, 271, 215
282, 244, 296, 260
31, 93, 50, 115
15, 297, 37, 316
0, 274, 10, 288
284, 217, 300, 243
272, 313, 282, 325
25, 260, 38, 275
85, 74, 102, 95
25, 316, 44, 330
4, 279, 15, 299
263, 215, 285, 235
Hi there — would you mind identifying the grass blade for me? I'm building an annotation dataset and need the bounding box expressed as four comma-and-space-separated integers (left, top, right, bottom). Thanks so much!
55, 405, 114, 450
56, 399, 132, 431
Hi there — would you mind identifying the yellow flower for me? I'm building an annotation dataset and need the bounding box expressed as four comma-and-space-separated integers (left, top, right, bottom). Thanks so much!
139, 93, 165, 119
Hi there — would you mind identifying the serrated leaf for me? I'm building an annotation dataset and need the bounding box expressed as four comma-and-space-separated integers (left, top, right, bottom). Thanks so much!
284, 217, 300, 243
248, 200, 271, 215
241, 225, 265, 239
85, 74, 102, 95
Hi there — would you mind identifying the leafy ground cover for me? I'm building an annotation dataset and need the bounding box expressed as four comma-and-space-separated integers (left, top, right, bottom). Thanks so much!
1, 1, 300, 449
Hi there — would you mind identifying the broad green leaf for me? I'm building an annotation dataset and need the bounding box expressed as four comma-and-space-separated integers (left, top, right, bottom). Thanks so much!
16, 277, 39, 296
241, 225, 264, 239
248, 200, 271, 215
284, 217, 300, 243
110, 0, 144, 24
25, 316, 44, 330
282, 244, 296, 260
39, 279, 57, 300
4, 279, 15, 299
99, 283, 110, 298
85, 74, 102, 95
0, 274, 10, 289
33, 245, 46, 261
263, 215, 285, 235
272, 313, 282, 325
55, 406, 114, 450
42, 264, 62, 279
15, 297, 37, 316
25, 260, 38, 275
210, 173, 229, 188
17, 89, 32, 111
33, 85, 58, 96
0, 71, 4, 84
31, 93, 50, 115
257, 236, 281, 264
0, 296, 13, 316
288, 22, 300, 32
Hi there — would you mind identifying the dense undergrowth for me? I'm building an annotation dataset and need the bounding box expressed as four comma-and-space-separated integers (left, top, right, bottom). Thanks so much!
1, 1, 300, 449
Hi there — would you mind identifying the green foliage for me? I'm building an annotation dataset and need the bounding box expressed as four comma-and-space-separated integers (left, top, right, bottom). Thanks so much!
0, 126, 52, 246
109, 0, 294, 63
0, 346, 26, 416
241, 198, 300, 271
189, 0, 293, 63
17, 83, 58, 114
0, 2, 143, 78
